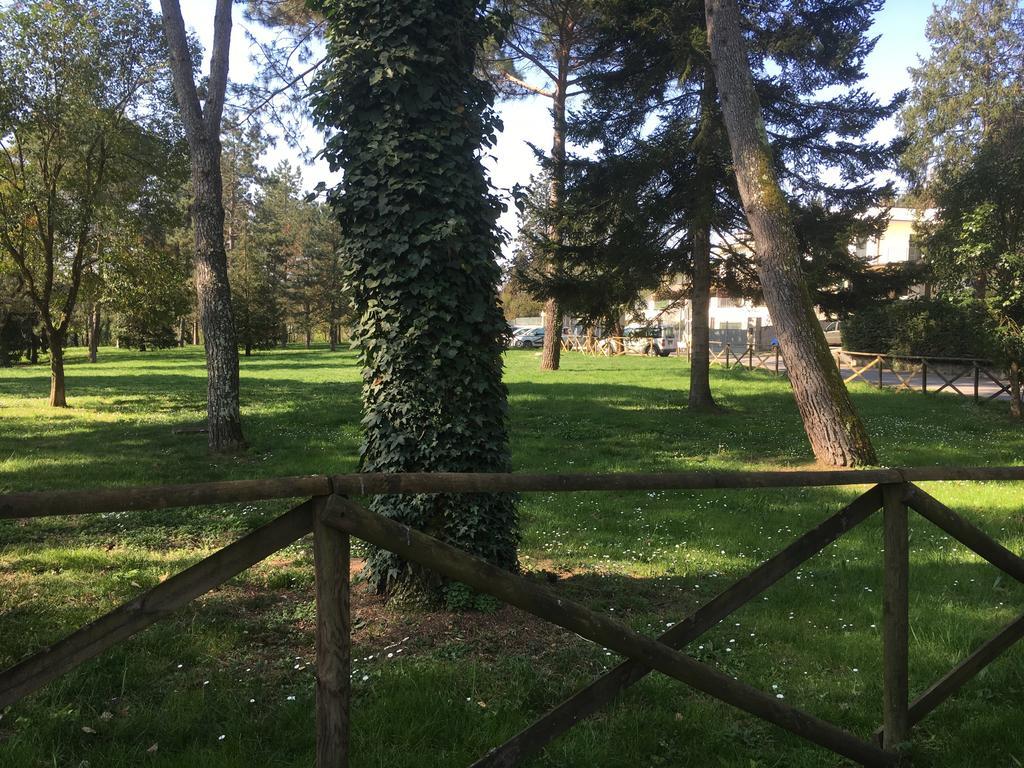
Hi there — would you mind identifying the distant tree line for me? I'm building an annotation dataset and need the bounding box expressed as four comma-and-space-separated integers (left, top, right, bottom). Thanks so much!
0, 1, 350, 379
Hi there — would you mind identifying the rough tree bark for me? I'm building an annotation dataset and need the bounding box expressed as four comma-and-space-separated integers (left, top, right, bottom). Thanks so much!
88, 303, 100, 363
688, 69, 719, 411
47, 330, 67, 407
705, 0, 876, 466
1010, 361, 1022, 419
688, 221, 716, 408
539, 39, 571, 371
161, 0, 246, 453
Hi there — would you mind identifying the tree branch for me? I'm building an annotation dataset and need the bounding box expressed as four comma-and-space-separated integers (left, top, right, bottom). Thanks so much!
501, 70, 554, 98
204, 0, 234, 135
160, 0, 206, 142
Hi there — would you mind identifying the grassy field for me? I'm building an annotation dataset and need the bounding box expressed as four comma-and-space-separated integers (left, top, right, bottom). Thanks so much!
1, 345, 1022, 767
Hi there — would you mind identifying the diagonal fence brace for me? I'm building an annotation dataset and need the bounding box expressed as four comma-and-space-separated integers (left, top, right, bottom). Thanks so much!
471, 486, 883, 768
0, 499, 316, 710
322, 495, 895, 767
875, 611, 1024, 745
905, 485, 1024, 583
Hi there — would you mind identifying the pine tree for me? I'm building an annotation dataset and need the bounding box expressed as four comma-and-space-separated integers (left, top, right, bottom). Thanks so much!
901, 0, 1024, 185
571, 0, 896, 462
487, 0, 605, 371
706, 0, 877, 466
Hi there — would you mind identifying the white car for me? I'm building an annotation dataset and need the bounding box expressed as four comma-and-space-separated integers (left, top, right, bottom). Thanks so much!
512, 327, 544, 348
600, 324, 678, 357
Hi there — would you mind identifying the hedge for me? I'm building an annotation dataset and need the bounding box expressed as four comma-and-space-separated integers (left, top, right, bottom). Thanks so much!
842, 297, 996, 358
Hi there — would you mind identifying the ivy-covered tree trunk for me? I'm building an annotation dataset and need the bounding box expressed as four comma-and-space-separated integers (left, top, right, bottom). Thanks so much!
705, 0, 876, 466
313, 0, 518, 602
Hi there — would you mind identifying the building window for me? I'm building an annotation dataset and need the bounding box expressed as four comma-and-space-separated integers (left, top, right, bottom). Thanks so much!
716, 292, 745, 308
909, 234, 923, 262
719, 321, 743, 330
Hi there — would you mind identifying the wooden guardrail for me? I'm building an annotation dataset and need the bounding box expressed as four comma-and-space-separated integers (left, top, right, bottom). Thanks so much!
562, 334, 668, 357
2, 468, 1024, 767
834, 350, 1011, 402
709, 340, 783, 373
706, 343, 1012, 402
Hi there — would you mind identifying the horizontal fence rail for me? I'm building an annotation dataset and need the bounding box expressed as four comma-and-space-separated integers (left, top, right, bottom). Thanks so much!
704, 342, 1013, 403
7, 466, 1024, 520
2, 468, 1023, 767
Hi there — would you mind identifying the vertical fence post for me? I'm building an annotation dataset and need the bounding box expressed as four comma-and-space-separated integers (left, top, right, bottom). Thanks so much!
725, 344, 731, 368
921, 360, 927, 394
881, 483, 910, 753
774, 345, 780, 375
314, 496, 351, 768
748, 345, 753, 369
974, 363, 980, 404
877, 356, 884, 390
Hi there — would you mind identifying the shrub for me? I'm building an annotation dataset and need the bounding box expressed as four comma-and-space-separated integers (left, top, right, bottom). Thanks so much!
842, 297, 996, 357
840, 302, 895, 353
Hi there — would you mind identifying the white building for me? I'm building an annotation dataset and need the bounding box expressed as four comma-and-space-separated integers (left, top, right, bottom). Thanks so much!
647, 207, 938, 348
853, 207, 937, 266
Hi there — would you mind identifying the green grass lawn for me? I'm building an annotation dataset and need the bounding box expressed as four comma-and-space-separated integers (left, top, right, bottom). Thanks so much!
1, 346, 1022, 767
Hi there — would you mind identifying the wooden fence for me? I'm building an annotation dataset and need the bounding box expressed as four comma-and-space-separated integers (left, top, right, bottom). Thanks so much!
2, 467, 1024, 767
561, 334, 665, 356
707, 343, 1012, 402
708, 341, 784, 374
834, 351, 1011, 402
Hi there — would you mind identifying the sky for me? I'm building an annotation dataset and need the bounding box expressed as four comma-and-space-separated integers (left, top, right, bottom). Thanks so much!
172, 0, 936, 249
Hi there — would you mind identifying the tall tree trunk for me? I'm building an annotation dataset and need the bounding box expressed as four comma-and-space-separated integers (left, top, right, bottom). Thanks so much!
162, 0, 245, 453
329, 322, 338, 352
48, 329, 67, 407
29, 330, 38, 364
1010, 361, 1022, 418
541, 297, 562, 368
689, 68, 719, 410
688, 222, 717, 409
0, 312, 10, 368
192, 135, 246, 451
88, 303, 100, 363
705, 0, 876, 466
540, 44, 570, 372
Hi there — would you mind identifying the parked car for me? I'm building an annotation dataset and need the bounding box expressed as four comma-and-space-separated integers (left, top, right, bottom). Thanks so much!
821, 320, 842, 347
512, 326, 544, 348
599, 324, 677, 357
